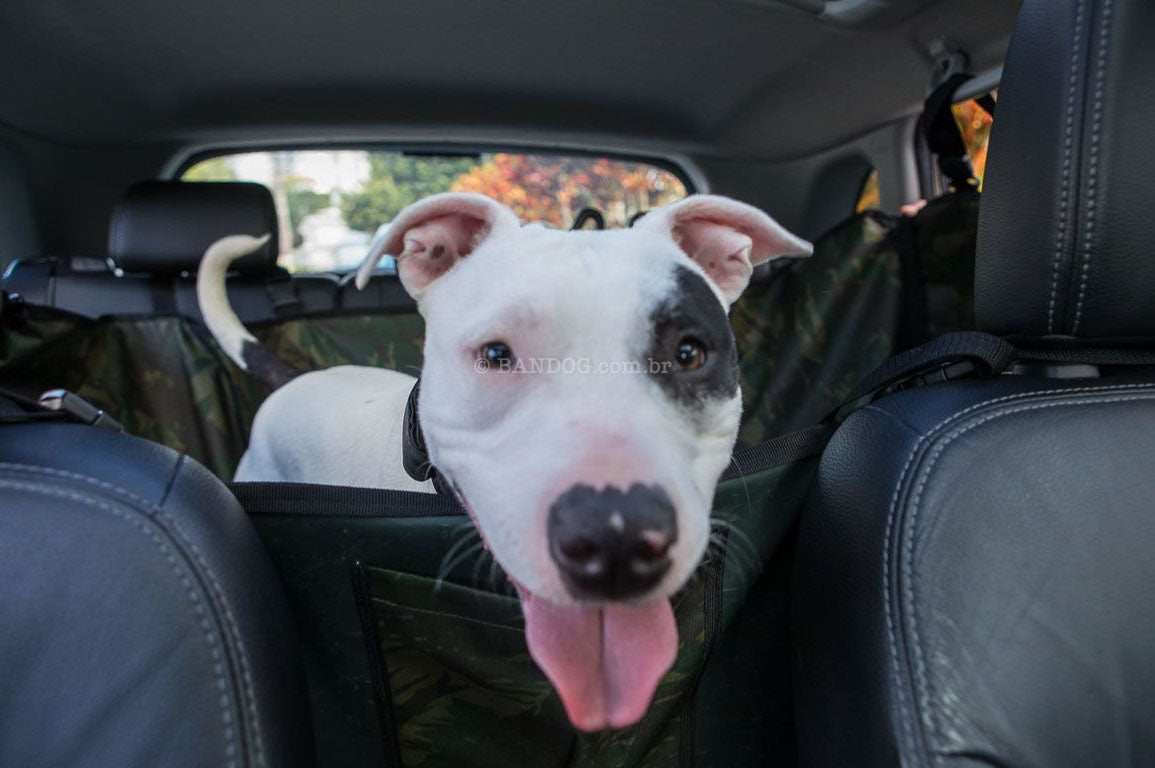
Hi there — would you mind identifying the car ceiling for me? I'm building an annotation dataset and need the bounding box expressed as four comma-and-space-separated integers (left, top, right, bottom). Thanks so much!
0, 0, 1018, 162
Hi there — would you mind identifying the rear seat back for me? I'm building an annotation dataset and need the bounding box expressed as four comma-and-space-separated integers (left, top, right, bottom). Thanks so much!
4, 254, 155, 316
0, 180, 425, 477
2, 177, 980, 475
110, 180, 342, 323
5, 180, 418, 321
3, 180, 362, 322
338, 270, 416, 312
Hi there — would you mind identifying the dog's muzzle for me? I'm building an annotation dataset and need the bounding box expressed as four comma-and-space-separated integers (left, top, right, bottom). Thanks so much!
547, 483, 676, 600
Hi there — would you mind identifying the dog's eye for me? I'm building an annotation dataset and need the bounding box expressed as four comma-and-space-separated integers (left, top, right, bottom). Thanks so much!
478, 341, 514, 371
675, 337, 707, 370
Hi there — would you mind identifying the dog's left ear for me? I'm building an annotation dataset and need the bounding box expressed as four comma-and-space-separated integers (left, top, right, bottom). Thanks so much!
355, 192, 520, 301
636, 195, 813, 306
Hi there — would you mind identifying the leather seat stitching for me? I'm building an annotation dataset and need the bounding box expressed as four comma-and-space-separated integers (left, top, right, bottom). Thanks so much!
882, 427, 926, 758
1072, 0, 1114, 333
0, 461, 267, 766
0, 476, 239, 768
1048, 0, 1086, 334
879, 381, 1153, 763
901, 388, 1155, 765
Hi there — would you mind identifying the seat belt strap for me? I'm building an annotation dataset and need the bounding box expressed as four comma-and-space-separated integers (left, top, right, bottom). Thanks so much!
0, 387, 124, 430
826, 330, 1155, 426
830, 331, 1017, 421
0, 388, 67, 424
721, 422, 838, 479
719, 330, 1018, 475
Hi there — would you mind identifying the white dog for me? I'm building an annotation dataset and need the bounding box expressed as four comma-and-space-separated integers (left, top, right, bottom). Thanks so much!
197, 192, 811, 731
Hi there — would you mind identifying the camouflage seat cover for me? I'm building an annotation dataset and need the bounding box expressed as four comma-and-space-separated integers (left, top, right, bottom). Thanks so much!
0, 192, 981, 767
0, 307, 425, 478
0, 191, 980, 477
733, 188, 979, 445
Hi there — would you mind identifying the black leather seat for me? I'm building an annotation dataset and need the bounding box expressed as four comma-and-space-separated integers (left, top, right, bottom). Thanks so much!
3, 180, 420, 321
4, 181, 341, 322
336, 268, 416, 313
4, 251, 155, 316
0, 415, 313, 767
793, 1, 1155, 766
116, 180, 340, 323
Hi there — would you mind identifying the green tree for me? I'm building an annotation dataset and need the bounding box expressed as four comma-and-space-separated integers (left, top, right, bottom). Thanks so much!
341, 155, 476, 233
286, 188, 328, 226
286, 188, 329, 247
342, 176, 415, 234
183, 156, 235, 181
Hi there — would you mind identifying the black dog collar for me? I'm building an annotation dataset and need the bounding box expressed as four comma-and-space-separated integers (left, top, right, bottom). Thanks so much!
402, 378, 454, 496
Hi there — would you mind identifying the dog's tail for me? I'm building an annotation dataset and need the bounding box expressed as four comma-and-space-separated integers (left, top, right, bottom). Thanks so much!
196, 234, 301, 390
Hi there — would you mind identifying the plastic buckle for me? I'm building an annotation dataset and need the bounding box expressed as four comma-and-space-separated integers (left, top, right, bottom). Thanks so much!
830, 358, 980, 424
38, 389, 124, 432
894, 359, 978, 392
265, 274, 302, 314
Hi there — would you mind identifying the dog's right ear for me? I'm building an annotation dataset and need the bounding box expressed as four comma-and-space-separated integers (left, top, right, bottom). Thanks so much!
635, 194, 812, 307
355, 192, 520, 300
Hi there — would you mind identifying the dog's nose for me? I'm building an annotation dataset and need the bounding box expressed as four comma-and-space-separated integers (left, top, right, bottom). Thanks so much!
547, 483, 677, 600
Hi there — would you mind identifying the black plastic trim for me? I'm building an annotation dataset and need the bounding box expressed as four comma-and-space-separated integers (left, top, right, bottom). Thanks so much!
232, 482, 465, 518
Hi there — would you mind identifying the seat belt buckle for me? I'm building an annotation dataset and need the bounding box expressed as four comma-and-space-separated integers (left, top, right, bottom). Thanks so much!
265, 274, 302, 315
38, 389, 124, 433
828, 358, 981, 424
893, 358, 979, 392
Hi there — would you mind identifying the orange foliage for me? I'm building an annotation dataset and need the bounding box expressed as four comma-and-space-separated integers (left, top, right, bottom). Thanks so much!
452, 154, 685, 228
855, 169, 881, 213
951, 93, 996, 188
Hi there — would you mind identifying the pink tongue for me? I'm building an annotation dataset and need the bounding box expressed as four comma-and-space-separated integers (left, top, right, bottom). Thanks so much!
521, 592, 677, 731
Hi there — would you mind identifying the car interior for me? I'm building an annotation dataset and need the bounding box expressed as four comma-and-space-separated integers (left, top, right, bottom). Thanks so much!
3, 0, 1154, 766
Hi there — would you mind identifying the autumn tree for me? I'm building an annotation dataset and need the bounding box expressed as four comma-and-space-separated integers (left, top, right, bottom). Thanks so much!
452, 154, 684, 228
951, 93, 995, 187
340, 151, 685, 232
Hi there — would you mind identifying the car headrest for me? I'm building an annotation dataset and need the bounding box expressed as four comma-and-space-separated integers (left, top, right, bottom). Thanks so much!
976, 0, 1155, 345
109, 181, 279, 275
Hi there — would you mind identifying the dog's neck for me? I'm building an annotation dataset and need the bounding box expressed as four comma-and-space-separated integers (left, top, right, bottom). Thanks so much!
402, 378, 454, 496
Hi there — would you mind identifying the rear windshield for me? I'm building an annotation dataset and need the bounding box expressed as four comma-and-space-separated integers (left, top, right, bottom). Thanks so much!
182, 150, 689, 273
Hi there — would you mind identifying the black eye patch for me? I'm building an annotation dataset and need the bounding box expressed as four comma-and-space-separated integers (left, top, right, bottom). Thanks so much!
643, 266, 739, 406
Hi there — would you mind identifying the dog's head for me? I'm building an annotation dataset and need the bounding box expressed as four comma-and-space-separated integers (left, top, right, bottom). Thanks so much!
356, 192, 811, 730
